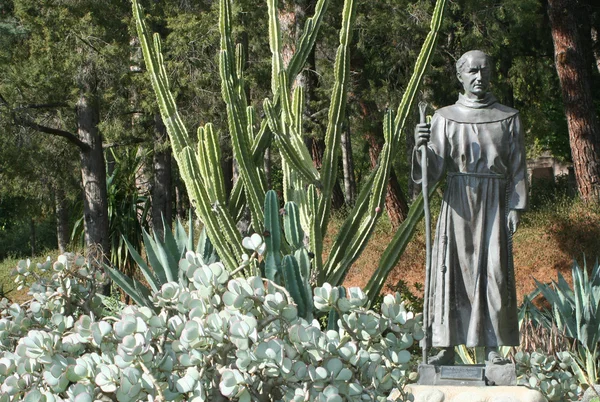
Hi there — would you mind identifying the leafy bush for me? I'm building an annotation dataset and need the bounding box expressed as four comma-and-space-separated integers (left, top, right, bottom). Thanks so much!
0, 250, 423, 401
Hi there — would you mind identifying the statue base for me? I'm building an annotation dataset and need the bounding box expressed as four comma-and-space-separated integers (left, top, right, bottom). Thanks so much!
417, 363, 516, 386
404, 385, 547, 402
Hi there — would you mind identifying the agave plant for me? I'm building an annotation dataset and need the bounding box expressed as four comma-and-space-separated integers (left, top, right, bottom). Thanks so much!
105, 216, 217, 309
531, 259, 600, 386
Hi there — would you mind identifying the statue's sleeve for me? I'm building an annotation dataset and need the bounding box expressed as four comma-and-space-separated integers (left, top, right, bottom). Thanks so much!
508, 114, 528, 210
412, 112, 447, 185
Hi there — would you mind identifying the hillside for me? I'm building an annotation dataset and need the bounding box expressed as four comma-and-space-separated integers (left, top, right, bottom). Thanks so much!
342, 199, 600, 304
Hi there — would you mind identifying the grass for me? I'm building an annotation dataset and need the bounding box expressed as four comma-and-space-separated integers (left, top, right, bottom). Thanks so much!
0, 251, 62, 304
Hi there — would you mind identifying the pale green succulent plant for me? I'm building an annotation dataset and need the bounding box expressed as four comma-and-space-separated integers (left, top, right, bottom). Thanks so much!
1, 251, 424, 401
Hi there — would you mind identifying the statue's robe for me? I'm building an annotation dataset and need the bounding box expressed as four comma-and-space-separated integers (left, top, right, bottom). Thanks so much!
413, 93, 528, 347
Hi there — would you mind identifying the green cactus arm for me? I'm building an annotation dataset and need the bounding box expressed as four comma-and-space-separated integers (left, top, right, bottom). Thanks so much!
132, 0, 242, 270
197, 124, 227, 206
364, 183, 439, 304
286, 0, 329, 82
267, 0, 284, 96
392, 0, 446, 142
308, 184, 323, 282
295, 248, 314, 319
219, 0, 238, 89
275, 73, 320, 186
133, 1, 189, 156
280, 78, 319, 183
291, 87, 312, 233
264, 99, 319, 190
316, 0, 357, 235
320, 168, 375, 284
282, 255, 311, 320
247, 106, 256, 142
323, 112, 394, 285
218, 0, 265, 229
251, 120, 272, 163
283, 201, 304, 250
196, 126, 215, 203
361, 0, 447, 299
322, 0, 446, 287
222, 98, 265, 230
180, 146, 242, 269
236, 43, 248, 111
264, 190, 283, 282
227, 120, 272, 222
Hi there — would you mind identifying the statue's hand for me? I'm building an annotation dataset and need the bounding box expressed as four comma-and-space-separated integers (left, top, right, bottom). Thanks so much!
507, 210, 520, 234
415, 123, 431, 148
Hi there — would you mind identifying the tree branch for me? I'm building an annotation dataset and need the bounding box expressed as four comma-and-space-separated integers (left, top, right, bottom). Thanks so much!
15, 116, 91, 152
16, 103, 70, 110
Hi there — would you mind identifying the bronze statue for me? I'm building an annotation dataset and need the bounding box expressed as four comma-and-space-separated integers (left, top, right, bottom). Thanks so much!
413, 50, 528, 366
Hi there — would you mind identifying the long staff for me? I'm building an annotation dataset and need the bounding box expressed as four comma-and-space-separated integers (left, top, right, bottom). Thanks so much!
418, 101, 432, 365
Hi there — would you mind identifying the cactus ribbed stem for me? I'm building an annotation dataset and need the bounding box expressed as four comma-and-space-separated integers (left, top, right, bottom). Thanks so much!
317, 0, 356, 235
323, 0, 447, 287
133, 0, 242, 270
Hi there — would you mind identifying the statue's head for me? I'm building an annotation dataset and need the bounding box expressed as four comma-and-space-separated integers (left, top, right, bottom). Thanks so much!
456, 50, 492, 99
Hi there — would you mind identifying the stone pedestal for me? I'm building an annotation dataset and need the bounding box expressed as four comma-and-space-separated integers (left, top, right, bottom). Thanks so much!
405, 385, 547, 402
418, 363, 516, 386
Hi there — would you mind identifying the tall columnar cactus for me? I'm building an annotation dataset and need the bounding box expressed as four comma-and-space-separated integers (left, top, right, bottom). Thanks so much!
132, 0, 447, 304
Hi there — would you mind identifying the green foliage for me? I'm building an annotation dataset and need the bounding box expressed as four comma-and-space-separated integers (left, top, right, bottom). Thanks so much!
0, 210, 57, 260
0, 251, 424, 401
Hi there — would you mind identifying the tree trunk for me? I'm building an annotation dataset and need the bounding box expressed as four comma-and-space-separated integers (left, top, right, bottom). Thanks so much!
152, 114, 173, 238
341, 119, 356, 205
174, 170, 188, 220
78, 91, 110, 268
548, 0, 600, 202
55, 187, 69, 253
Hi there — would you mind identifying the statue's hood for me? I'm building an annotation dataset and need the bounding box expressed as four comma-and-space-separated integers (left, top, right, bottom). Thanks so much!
436, 93, 519, 123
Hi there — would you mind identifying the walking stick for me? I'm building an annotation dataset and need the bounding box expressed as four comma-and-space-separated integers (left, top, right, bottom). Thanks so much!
419, 101, 432, 365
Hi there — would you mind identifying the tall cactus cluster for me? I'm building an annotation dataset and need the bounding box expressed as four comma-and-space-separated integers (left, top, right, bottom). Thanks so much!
132, 0, 446, 305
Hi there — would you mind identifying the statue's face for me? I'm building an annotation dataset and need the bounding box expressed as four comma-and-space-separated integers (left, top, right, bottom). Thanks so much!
457, 53, 491, 99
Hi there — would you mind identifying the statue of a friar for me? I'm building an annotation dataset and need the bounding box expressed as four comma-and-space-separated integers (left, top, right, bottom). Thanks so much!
413, 50, 528, 366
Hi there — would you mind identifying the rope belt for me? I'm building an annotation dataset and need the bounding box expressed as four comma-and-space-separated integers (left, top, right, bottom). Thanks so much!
447, 171, 506, 179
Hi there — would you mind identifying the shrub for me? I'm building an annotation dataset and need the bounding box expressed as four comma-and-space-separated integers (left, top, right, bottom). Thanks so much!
0, 252, 423, 401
